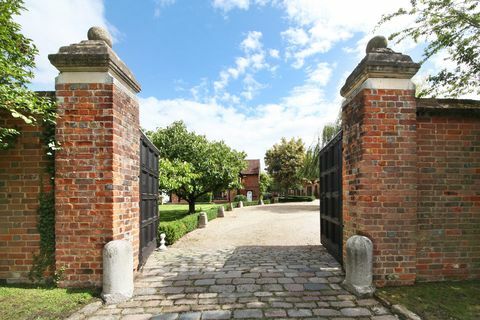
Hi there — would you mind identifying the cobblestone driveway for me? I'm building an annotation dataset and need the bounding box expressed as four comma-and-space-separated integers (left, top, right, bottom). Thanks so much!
69, 204, 397, 320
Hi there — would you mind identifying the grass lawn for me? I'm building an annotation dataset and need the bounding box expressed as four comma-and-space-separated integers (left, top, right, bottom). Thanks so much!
159, 203, 222, 222
377, 280, 480, 320
0, 284, 99, 320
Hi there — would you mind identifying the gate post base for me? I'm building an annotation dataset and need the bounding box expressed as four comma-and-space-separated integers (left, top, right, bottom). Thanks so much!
342, 235, 375, 298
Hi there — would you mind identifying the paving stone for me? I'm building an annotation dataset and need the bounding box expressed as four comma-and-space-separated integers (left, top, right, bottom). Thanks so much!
209, 285, 235, 293
121, 315, 152, 320
264, 309, 287, 318
201, 310, 231, 319
330, 300, 357, 307
151, 314, 179, 320
194, 279, 215, 286
304, 283, 329, 290
233, 309, 263, 318
340, 308, 372, 317
271, 302, 294, 308
232, 278, 255, 284
178, 312, 201, 320
236, 284, 261, 292
80, 302, 103, 315
313, 308, 342, 316
76, 246, 393, 320
372, 316, 399, 320
284, 284, 304, 291
287, 309, 313, 317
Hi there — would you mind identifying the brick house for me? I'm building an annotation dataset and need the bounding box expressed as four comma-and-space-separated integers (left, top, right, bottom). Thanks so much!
213, 159, 261, 202
237, 159, 261, 201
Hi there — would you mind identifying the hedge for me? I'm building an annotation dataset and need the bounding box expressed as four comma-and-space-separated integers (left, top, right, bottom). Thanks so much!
158, 205, 224, 245
278, 195, 315, 202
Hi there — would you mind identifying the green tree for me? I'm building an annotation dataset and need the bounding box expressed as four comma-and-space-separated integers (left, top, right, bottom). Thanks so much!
259, 172, 272, 196
300, 142, 320, 183
379, 0, 480, 97
264, 137, 305, 194
0, 0, 55, 149
321, 122, 341, 147
147, 121, 246, 213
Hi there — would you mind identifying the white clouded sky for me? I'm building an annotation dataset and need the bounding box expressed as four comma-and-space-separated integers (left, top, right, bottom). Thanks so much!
18, 0, 463, 169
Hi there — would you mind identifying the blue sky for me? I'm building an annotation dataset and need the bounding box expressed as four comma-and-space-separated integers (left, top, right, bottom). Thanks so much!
18, 0, 438, 166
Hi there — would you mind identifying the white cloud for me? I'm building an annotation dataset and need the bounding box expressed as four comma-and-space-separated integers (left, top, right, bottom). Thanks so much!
154, 0, 176, 17
269, 49, 280, 59
278, 0, 417, 67
212, 0, 269, 12
241, 31, 263, 52
139, 85, 339, 167
16, 0, 112, 89
306, 62, 333, 87
212, 31, 273, 103
212, 0, 251, 12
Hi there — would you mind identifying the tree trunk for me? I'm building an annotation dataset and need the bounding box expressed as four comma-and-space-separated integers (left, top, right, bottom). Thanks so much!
188, 198, 195, 214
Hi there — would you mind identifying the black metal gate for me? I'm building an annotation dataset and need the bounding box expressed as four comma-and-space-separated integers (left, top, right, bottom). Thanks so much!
319, 130, 343, 264
139, 131, 160, 266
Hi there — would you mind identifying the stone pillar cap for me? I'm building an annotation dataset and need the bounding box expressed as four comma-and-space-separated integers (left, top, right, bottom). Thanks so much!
48, 27, 141, 93
340, 35, 420, 98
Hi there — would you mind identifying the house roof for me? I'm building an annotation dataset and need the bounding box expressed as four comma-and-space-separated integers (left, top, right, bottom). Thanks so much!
242, 159, 260, 175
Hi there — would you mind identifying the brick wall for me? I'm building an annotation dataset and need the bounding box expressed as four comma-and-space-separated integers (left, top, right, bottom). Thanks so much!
416, 102, 480, 281
0, 110, 52, 283
111, 86, 140, 268
342, 88, 418, 286
55, 82, 116, 287
55, 82, 140, 287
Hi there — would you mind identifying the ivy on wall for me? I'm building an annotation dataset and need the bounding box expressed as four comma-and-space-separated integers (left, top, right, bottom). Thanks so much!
29, 101, 58, 284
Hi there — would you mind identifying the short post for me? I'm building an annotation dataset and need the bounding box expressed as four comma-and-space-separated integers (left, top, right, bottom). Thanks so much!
227, 203, 234, 211
158, 233, 167, 251
198, 212, 208, 228
102, 240, 134, 304
217, 206, 225, 217
342, 235, 375, 297
238, 201, 244, 208
258, 199, 264, 205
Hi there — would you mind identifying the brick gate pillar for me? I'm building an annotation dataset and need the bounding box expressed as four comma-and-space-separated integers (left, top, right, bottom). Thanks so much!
340, 37, 420, 286
49, 27, 141, 287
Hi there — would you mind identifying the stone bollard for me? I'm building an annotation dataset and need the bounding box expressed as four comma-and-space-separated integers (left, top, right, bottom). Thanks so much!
101, 240, 134, 304
238, 201, 244, 208
198, 212, 208, 228
217, 206, 225, 217
226, 203, 234, 211
258, 199, 264, 205
342, 235, 375, 297
158, 233, 167, 251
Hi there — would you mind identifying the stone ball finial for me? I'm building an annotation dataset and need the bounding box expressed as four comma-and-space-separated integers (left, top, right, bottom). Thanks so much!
366, 35, 388, 53
87, 26, 113, 48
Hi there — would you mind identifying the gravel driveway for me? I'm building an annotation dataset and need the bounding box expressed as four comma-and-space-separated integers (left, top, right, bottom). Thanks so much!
172, 201, 321, 249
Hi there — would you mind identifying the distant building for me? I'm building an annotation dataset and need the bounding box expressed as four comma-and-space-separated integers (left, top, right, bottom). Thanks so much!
238, 159, 261, 201
213, 159, 261, 202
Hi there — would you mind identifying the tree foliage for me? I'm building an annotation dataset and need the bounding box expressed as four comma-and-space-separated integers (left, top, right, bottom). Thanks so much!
321, 122, 341, 147
259, 172, 272, 195
0, 0, 55, 149
379, 0, 480, 97
300, 142, 320, 182
264, 137, 305, 193
147, 121, 247, 213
